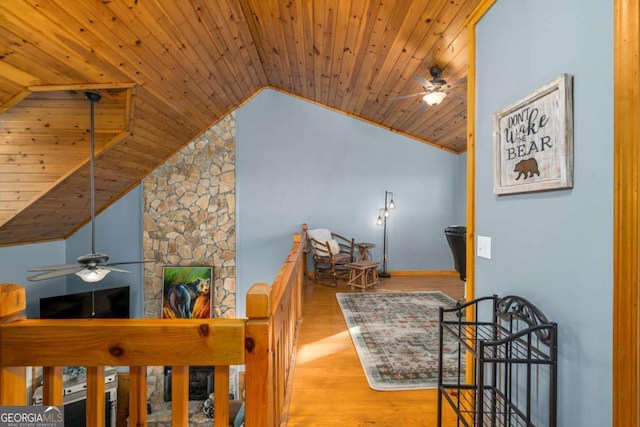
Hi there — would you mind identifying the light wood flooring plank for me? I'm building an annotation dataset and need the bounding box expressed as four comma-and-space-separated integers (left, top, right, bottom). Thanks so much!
285, 274, 464, 426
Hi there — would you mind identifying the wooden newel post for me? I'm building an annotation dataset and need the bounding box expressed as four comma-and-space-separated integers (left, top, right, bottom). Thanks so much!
301, 223, 309, 279
0, 283, 27, 405
245, 283, 273, 427
295, 229, 305, 322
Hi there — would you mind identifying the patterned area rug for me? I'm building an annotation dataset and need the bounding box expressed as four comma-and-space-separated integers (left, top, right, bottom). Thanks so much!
337, 291, 464, 391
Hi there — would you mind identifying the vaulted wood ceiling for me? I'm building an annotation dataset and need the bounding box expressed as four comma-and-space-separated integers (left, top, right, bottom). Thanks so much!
0, 0, 479, 246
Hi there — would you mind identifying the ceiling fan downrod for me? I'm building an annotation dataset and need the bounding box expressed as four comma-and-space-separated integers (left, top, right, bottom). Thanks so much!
26, 90, 143, 282
84, 92, 101, 256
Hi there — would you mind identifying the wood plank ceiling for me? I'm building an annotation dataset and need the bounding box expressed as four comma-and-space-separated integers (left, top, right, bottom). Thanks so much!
0, 0, 480, 246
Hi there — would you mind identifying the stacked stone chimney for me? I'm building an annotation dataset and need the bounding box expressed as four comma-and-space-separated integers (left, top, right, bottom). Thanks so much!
142, 112, 237, 409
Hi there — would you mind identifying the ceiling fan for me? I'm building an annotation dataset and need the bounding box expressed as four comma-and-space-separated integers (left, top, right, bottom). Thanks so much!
388, 66, 465, 106
27, 92, 147, 283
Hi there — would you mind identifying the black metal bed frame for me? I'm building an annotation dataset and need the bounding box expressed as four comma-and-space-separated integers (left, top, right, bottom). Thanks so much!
437, 295, 557, 427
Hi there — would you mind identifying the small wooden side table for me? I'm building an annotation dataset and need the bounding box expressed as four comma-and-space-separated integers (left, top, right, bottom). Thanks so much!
346, 260, 380, 291
355, 242, 375, 261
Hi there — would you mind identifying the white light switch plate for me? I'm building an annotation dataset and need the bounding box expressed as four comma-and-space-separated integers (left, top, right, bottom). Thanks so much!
477, 235, 492, 259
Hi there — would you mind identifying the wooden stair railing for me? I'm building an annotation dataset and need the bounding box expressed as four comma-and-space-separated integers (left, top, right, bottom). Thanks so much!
0, 226, 306, 427
0, 283, 244, 427
245, 227, 306, 427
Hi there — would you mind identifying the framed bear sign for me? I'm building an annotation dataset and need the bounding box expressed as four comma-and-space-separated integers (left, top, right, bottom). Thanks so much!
493, 74, 573, 195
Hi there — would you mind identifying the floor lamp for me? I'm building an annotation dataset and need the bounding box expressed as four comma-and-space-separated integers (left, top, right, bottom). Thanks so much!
376, 190, 395, 278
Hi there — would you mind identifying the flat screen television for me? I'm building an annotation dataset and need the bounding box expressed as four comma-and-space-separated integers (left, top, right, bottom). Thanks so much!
39, 286, 130, 319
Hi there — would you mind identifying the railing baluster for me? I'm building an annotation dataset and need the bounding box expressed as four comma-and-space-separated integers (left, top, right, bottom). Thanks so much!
42, 366, 63, 406
87, 366, 106, 427
128, 366, 148, 426
0, 367, 26, 405
214, 365, 230, 427
171, 365, 189, 426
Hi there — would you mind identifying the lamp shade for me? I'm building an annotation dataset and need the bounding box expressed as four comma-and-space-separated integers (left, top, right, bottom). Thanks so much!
76, 268, 110, 283
423, 91, 447, 106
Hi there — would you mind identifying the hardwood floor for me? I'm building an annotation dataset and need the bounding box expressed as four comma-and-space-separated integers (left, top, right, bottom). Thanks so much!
284, 273, 465, 427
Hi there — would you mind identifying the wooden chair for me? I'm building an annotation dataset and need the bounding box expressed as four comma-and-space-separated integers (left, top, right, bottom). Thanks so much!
307, 228, 355, 286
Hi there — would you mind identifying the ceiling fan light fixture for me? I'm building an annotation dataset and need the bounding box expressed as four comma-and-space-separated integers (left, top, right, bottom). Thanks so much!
76, 268, 110, 283
423, 91, 447, 106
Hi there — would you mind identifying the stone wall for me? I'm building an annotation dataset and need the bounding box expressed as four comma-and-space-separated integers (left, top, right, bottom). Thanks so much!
143, 112, 236, 318
141, 112, 237, 408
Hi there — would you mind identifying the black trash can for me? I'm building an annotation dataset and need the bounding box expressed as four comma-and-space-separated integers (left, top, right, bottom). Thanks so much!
444, 226, 466, 281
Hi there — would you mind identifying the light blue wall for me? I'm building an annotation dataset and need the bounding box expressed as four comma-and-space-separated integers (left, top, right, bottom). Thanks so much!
0, 241, 65, 317
476, 1, 613, 425
236, 89, 461, 315
0, 185, 144, 319
65, 184, 144, 317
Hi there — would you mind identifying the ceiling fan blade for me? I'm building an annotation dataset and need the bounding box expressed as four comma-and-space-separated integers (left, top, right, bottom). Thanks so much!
446, 76, 468, 87
27, 267, 85, 281
412, 76, 436, 90
102, 266, 131, 274
447, 92, 467, 99
388, 92, 428, 102
106, 260, 153, 266
413, 75, 428, 85
28, 263, 81, 272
